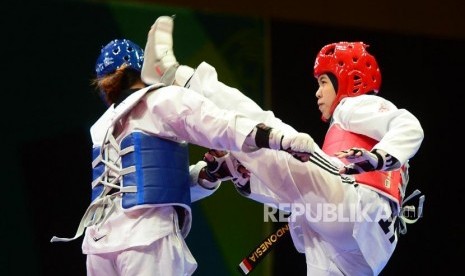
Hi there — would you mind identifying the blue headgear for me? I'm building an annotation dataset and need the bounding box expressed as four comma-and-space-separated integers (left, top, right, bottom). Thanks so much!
95, 39, 144, 78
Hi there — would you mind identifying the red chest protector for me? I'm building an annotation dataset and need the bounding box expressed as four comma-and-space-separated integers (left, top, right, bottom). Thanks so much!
322, 124, 403, 205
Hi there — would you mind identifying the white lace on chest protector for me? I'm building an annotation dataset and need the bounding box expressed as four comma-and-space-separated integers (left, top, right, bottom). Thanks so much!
51, 84, 166, 243
393, 163, 426, 235
50, 125, 136, 242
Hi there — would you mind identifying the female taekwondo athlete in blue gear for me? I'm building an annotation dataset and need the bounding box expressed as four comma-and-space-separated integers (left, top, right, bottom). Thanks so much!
50, 18, 316, 276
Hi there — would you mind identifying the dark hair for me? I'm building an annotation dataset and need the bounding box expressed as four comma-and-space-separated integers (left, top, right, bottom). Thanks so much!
92, 65, 141, 105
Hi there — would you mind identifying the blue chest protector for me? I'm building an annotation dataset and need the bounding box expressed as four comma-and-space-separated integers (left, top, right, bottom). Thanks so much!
92, 132, 191, 210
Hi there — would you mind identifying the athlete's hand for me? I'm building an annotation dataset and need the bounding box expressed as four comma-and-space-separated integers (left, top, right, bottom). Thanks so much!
281, 133, 314, 162
335, 147, 380, 174
203, 149, 250, 182
253, 123, 314, 162
203, 150, 251, 196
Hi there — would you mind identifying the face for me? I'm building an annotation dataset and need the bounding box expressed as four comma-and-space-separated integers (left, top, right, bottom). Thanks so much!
315, 74, 337, 121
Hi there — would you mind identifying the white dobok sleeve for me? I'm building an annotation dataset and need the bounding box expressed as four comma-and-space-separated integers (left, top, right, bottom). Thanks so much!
134, 86, 262, 153
332, 95, 424, 165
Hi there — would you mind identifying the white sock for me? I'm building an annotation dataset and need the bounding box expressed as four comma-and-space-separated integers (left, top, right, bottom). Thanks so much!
175, 65, 195, 87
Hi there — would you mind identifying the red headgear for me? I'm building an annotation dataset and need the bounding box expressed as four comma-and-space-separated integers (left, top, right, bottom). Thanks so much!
314, 42, 381, 121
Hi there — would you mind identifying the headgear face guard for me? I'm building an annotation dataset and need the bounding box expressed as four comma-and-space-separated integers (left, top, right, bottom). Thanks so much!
95, 39, 144, 78
314, 42, 381, 121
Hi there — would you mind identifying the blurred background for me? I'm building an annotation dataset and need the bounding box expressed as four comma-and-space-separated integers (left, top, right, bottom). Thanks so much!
3, 0, 464, 275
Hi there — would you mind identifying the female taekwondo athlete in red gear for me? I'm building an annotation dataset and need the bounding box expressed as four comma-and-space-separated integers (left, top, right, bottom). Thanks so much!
164, 34, 425, 275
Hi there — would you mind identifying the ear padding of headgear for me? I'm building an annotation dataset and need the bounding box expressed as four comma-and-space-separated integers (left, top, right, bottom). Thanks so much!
95, 39, 144, 78
313, 42, 381, 117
